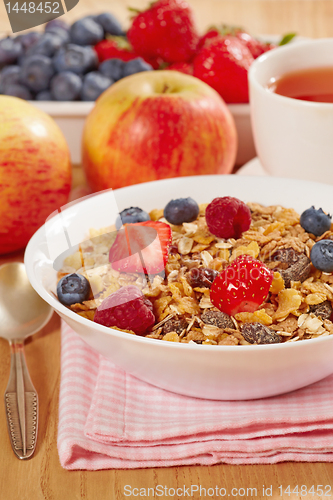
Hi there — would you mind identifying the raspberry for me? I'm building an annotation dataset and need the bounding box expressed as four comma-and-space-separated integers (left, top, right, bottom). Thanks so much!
94, 285, 155, 335
205, 196, 251, 239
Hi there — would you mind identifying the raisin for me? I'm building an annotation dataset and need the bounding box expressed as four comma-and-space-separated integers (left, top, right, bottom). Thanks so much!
168, 244, 179, 254
272, 248, 311, 287
309, 300, 333, 320
186, 267, 218, 288
201, 310, 234, 329
163, 316, 188, 334
242, 322, 281, 344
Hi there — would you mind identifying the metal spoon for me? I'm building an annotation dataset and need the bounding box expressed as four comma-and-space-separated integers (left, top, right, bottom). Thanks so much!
0, 262, 53, 460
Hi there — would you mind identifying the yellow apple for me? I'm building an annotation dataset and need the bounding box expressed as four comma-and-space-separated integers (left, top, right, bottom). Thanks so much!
0, 96, 71, 254
82, 70, 237, 191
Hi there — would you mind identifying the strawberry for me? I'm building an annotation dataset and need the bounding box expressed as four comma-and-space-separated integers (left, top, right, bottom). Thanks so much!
210, 255, 273, 316
94, 37, 137, 62
127, 0, 199, 64
109, 220, 172, 275
199, 25, 275, 59
167, 61, 194, 75
193, 35, 254, 103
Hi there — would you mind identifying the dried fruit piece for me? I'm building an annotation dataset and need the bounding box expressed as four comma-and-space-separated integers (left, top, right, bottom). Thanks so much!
272, 248, 311, 287
201, 310, 234, 329
309, 300, 333, 320
163, 316, 188, 334
186, 267, 218, 288
242, 322, 281, 344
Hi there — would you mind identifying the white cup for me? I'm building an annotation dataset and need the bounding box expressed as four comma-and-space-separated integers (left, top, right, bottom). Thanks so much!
249, 38, 333, 183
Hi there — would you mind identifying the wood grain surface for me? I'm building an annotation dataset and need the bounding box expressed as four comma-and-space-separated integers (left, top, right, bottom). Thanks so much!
1, 1, 333, 499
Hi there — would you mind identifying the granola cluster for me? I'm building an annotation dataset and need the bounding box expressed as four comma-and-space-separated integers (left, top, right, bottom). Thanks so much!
57, 202, 333, 345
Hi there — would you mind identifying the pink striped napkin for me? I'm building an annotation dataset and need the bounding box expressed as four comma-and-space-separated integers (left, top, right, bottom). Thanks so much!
58, 321, 333, 470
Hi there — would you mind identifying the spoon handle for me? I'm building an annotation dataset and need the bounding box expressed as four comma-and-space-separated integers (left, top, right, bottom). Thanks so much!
4, 340, 38, 460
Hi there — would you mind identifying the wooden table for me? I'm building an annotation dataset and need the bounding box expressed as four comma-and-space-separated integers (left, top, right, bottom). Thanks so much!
1, 1, 333, 499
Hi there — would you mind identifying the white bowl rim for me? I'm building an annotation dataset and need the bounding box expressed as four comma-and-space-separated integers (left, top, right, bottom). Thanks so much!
24, 174, 333, 353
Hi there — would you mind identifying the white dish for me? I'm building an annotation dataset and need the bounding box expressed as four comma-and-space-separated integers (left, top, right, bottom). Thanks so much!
24, 175, 333, 400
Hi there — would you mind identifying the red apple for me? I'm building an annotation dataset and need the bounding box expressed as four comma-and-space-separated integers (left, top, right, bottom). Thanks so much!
82, 70, 237, 191
0, 96, 71, 254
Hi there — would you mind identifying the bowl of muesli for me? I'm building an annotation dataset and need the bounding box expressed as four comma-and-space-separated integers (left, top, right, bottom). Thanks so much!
25, 175, 333, 400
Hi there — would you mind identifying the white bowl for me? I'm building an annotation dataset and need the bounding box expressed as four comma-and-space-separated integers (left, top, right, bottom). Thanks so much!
24, 175, 333, 400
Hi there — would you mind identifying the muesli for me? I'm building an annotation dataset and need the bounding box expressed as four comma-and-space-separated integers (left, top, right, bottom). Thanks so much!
56, 196, 333, 346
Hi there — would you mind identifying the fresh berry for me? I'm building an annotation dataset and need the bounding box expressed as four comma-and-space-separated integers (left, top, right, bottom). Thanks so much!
94, 37, 137, 63
45, 25, 70, 45
310, 240, 333, 272
81, 71, 112, 101
186, 267, 218, 288
51, 71, 83, 101
0, 65, 21, 93
36, 90, 53, 101
193, 35, 254, 103
210, 255, 273, 316
16, 31, 42, 51
25, 32, 64, 58
45, 19, 70, 32
53, 44, 98, 75
20, 54, 55, 92
236, 32, 273, 59
109, 220, 172, 274
70, 17, 104, 46
94, 285, 155, 335
115, 207, 151, 230
2, 83, 32, 100
168, 61, 193, 75
95, 13, 125, 36
57, 273, 90, 306
164, 197, 199, 225
99, 58, 125, 81
205, 196, 251, 239
300, 206, 332, 236
0, 37, 23, 67
123, 57, 153, 77
127, 0, 199, 63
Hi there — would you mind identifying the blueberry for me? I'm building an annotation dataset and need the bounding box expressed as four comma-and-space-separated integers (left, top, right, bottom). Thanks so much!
300, 206, 332, 236
36, 90, 53, 101
20, 54, 54, 92
45, 19, 70, 32
16, 31, 42, 51
99, 58, 125, 81
51, 71, 82, 101
57, 273, 90, 306
310, 240, 333, 272
0, 37, 23, 67
123, 57, 153, 77
115, 207, 151, 229
0, 65, 21, 93
45, 25, 70, 44
81, 71, 112, 101
164, 198, 199, 225
2, 83, 32, 100
70, 17, 104, 46
95, 13, 125, 36
25, 32, 64, 58
53, 44, 98, 75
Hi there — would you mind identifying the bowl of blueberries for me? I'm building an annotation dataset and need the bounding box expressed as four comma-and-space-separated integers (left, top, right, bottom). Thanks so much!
0, 13, 154, 162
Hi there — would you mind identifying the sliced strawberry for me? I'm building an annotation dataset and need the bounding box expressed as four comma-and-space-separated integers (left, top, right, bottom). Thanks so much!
109, 220, 172, 275
210, 255, 273, 316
